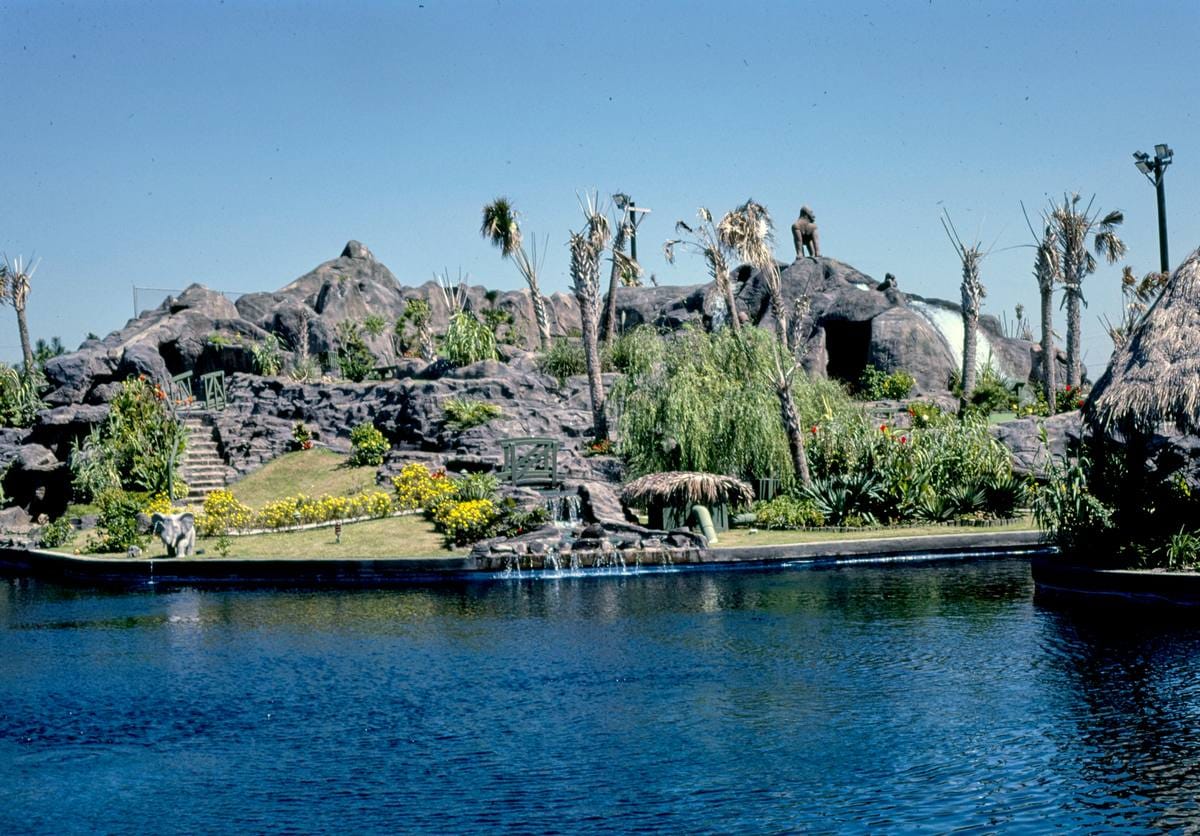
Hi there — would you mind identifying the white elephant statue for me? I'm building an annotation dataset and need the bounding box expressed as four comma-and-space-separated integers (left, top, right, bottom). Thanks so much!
150, 512, 196, 557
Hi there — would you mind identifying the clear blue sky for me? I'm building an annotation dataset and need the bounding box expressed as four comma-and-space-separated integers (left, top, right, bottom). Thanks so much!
3, 0, 1197, 378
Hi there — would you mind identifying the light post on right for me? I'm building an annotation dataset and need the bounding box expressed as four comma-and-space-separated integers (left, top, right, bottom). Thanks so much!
1133, 144, 1174, 274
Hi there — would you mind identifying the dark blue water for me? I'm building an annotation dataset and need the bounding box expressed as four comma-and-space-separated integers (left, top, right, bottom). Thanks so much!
3, 558, 1199, 833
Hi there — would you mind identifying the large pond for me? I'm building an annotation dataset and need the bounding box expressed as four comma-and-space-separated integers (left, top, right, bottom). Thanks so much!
3, 558, 1199, 832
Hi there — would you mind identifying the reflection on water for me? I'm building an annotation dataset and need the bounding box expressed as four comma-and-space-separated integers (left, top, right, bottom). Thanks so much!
2, 559, 1198, 832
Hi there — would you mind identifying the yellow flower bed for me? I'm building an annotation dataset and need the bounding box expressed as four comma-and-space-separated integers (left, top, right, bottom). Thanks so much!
143, 492, 175, 516
392, 462, 457, 511
196, 488, 394, 534
431, 498, 498, 545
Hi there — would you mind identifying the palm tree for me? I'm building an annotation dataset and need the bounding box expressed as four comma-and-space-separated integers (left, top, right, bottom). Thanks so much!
569, 196, 612, 440
1045, 194, 1126, 388
1, 254, 38, 374
603, 193, 638, 345
663, 207, 741, 334
481, 198, 552, 350
941, 213, 986, 413
1033, 226, 1060, 413
719, 200, 789, 350
718, 199, 811, 487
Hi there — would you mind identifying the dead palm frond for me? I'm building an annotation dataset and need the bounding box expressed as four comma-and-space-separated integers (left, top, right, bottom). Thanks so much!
664, 208, 740, 332
719, 199, 787, 346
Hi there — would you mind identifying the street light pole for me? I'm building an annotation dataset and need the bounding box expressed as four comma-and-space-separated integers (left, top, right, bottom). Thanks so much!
1133, 144, 1174, 275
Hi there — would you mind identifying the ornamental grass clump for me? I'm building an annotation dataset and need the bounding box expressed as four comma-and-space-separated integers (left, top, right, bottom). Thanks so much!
443, 398, 502, 431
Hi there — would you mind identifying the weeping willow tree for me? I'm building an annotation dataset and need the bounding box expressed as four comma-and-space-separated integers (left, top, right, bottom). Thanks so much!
611, 325, 850, 486
663, 207, 740, 333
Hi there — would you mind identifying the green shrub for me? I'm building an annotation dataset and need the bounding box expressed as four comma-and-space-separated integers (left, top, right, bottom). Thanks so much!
952, 362, 1014, 415
454, 472, 499, 502
1166, 529, 1200, 571
442, 312, 498, 367
361, 314, 388, 339
251, 333, 285, 376
335, 321, 376, 382
1032, 448, 1114, 556
604, 325, 663, 376
443, 398, 502, 431
492, 499, 550, 537
537, 338, 587, 384
38, 517, 74, 548
905, 401, 944, 427
856, 365, 915, 400
0, 365, 45, 428
751, 495, 825, 529
348, 422, 388, 467
92, 490, 147, 553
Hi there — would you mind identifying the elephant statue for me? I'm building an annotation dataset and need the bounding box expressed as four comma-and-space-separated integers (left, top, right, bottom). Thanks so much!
791, 205, 820, 259
150, 512, 196, 557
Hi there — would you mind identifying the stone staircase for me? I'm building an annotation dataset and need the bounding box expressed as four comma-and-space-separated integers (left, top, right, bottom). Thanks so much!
182, 415, 230, 505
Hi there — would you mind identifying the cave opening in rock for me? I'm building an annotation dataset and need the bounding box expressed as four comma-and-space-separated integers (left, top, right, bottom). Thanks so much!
823, 319, 872, 385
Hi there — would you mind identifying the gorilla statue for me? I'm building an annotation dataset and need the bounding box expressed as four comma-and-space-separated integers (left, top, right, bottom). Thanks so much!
150, 512, 196, 557
791, 205, 820, 259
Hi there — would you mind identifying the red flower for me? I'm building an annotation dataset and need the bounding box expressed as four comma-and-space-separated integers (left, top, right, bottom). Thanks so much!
1077, 399, 1084, 409
899, 436, 907, 444
879, 424, 888, 433
1064, 385, 1072, 393
810, 425, 818, 435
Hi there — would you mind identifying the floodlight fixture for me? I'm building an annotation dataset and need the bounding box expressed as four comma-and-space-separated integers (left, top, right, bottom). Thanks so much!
1132, 142, 1175, 274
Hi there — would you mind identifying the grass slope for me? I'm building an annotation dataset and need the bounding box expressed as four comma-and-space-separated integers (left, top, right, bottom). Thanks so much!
712, 517, 1036, 548
228, 448, 379, 507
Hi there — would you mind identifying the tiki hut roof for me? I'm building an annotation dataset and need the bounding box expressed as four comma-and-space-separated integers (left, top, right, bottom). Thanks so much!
621, 471, 755, 508
1089, 246, 1200, 435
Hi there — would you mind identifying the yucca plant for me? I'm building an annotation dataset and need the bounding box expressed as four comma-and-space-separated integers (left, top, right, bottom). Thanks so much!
663, 207, 741, 333
481, 198, 552, 349
941, 212, 987, 413
0, 254, 39, 372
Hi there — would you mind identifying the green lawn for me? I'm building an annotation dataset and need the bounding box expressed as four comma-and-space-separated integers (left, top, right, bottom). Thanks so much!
54, 513, 464, 559
712, 517, 1037, 548
228, 448, 379, 507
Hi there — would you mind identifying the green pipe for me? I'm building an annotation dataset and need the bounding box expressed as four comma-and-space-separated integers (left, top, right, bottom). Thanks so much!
692, 504, 718, 545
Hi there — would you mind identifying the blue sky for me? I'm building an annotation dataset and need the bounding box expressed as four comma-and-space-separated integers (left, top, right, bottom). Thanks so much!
2, 0, 1197, 378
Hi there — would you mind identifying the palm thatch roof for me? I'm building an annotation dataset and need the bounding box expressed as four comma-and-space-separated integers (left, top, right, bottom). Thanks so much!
1089, 246, 1200, 435
621, 471, 755, 508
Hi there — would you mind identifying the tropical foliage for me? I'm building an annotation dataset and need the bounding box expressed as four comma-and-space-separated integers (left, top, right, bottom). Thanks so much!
856, 366, 915, 401
536, 338, 587, 384
481, 197, 552, 349
335, 320, 375, 382
442, 311, 497, 367
0, 363, 45, 427
69, 376, 188, 501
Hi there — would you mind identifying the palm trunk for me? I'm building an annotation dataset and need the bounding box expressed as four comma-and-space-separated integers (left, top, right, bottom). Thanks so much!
603, 223, 629, 345
960, 314, 978, 412
764, 265, 789, 352
527, 283, 552, 351
418, 324, 436, 362
580, 297, 607, 440
1065, 288, 1081, 389
1039, 285, 1056, 415
720, 270, 741, 334
774, 364, 811, 488
15, 304, 33, 374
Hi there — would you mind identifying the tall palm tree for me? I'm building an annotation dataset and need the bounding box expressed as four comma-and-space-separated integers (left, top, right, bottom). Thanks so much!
1, 254, 38, 374
569, 197, 612, 440
1045, 194, 1126, 388
663, 207, 741, 334
603, 193, 632, 345
941, 213, 986, 413
1033, 226, 1060, 413
481, 198, 552, 350
719, 200, 789, 350
718, 199, 811, 487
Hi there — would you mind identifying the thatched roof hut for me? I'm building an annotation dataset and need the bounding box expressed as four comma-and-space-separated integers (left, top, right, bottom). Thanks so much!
621, 471, 755, 508
1089, 246, 1200, 435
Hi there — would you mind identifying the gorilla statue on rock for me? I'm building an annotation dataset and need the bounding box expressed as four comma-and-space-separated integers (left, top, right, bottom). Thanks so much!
791, 205, 820, 260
